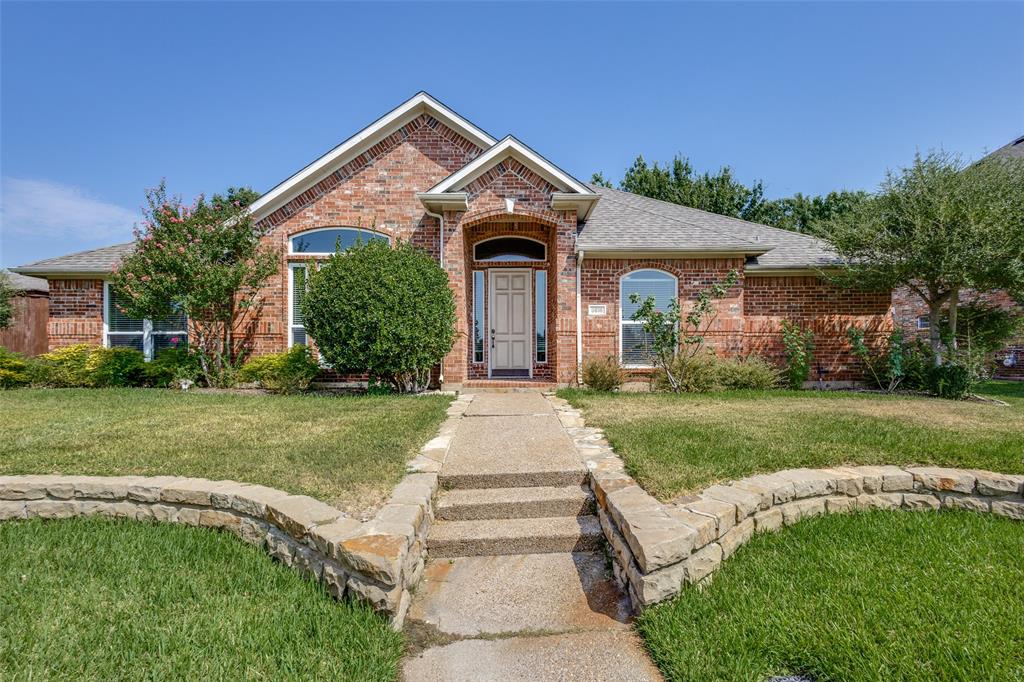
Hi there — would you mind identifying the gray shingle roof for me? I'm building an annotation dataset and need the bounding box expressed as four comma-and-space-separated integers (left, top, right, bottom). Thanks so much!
579, 185, 839, 270
982, 134, 1024, 161
11, 242, 135, 276
2, 270, 48, 292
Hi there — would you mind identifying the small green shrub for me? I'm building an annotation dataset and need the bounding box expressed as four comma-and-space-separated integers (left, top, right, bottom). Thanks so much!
142, 348, 201, 387
582, 357, 624, 391
238, 345, 320, 394
780, 320, 815, 389
952, 301, 1023, 356
715, 355, 781, 390
928, 362, 973, 400
653, 352, 778, 392
0, 347, 31, 388
847, 326, 907, 393
86, 347, 146, 387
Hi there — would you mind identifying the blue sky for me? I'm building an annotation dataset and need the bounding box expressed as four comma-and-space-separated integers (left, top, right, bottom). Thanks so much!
2, 1, 1022, 268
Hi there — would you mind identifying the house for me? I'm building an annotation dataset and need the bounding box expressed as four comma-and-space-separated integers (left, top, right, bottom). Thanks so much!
12, 92, 892, 388
892, 133, 1024, 381
0, 271, 49, 356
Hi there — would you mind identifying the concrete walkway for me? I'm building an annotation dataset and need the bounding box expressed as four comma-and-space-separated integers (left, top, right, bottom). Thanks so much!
402, 392, 662, 681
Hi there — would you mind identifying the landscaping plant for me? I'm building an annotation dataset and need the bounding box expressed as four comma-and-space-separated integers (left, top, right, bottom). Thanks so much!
301, 239, 455, 393
238, 345, 321, 394
111, 183, 278, 387
0, 272, 14, 330
582, 356, 625, 391
0, 347, 31, 388
630, 270, 739, 393
141, 347, 202, 387
846, 326, 905, 393
823, 151, 1024, 361
653, 352, 779, 392
780, 320, 814, 388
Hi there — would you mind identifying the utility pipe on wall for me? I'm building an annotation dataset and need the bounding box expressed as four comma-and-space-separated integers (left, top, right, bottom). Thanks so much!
425, 208, 445, 385
576, 249, 584, 386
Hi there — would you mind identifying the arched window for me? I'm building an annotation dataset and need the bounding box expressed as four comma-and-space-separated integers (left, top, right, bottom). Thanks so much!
289, 227, 390, 255
620, 269, 677, 367
473, 236, 546, 262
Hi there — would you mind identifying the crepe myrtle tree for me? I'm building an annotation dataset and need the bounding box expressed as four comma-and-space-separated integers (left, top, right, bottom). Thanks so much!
111, 182, 278, 387
630, 270, 739, 393
823, 151, 1024, 361
301, 238, 456, 393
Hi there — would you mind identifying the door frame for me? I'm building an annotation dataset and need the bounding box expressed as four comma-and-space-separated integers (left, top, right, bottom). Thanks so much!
487, 268, 533, 378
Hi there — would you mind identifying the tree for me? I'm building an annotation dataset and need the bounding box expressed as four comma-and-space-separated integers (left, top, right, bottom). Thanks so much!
822, 151, 1024, 359
111, 182, 277, 386
619, 155, 768, 221
301, 239, 456, 393
590, 172, 613, 188
630, 270, 739, 392
750, 190, 869, 235
0, 272, 15, 330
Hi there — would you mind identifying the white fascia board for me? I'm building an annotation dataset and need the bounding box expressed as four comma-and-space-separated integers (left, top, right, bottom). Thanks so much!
427, 136, 596, 197
551, 192, 601, 220
745, 265, 841, 276
249, 92, 496, 221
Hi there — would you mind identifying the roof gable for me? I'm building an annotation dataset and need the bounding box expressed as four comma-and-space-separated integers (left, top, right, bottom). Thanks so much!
249, 92, 497, 221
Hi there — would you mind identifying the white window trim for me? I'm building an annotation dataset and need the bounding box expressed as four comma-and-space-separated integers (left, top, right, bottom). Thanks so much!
472, 270, 485, 364
619, 269, 679, 369
472, 235, 547, 263
288, 226, 391, 256
916, 315, 931, 330
288, 263, 308, 348
103, 282, 186, 362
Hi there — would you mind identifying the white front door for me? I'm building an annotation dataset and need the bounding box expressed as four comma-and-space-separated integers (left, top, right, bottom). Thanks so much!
489, 269, 532, 374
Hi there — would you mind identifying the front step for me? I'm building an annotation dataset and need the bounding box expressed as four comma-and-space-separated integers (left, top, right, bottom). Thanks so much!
428, 515, 603, 558
440, 468, 588, 490
436, 485, 595, 521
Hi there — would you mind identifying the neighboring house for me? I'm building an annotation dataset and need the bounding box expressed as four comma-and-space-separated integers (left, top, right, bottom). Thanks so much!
0, 271, 49, 356
12, 92, 892, 388
892, 133, 1024, 381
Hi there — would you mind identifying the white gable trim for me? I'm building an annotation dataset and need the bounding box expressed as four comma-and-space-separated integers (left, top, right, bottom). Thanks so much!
426, 136, 596, 197
249, 92, 496, 221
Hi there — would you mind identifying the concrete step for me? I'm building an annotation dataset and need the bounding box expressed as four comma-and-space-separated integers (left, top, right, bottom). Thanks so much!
436, 485, 595, 521
428, 515, 604, 557
440, 468, 588, 490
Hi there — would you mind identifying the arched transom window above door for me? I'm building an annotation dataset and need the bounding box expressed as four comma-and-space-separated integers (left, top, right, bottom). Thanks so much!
289, 227, 390, 255
473, 236, 546, 262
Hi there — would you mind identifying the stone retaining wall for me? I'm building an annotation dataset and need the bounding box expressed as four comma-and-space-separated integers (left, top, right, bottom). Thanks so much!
0, 393, 474, 628
548, 395, 1024, 609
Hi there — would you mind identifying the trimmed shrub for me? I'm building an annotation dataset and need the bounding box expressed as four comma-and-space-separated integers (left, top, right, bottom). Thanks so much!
34, 344, 95, 387
301, 239, 455, 393
238, 345, 320, 394
142, 347, 201, 387
654, 352, 780, 392
715, 355, 781, 390
0, 347, 31, 389
582, 357, 624, 391
85, 347, 146, 387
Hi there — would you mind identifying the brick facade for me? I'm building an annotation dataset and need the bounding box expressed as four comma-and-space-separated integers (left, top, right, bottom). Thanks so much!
893, 285, 1023, 380
46, 279, 104, 350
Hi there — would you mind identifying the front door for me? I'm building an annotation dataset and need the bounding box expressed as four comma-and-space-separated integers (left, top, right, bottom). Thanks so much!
489, 269, 532, 376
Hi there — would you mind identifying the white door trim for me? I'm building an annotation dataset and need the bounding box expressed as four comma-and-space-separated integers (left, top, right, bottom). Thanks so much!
488, 268, 533, 378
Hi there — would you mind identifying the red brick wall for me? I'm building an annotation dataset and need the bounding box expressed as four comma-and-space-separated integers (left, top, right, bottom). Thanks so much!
46, 279, 104, 350
745, 275, 892, 382
894, 285, 1023, 380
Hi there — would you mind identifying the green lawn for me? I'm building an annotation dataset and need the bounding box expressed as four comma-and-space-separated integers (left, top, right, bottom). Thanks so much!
0, 517, 403, 681
637, 510, 1024, 682
0, 388, 451, 513
560, 381, 1024, 501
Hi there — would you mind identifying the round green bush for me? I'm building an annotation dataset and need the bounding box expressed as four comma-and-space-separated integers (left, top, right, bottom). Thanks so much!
301, 240, 455, 393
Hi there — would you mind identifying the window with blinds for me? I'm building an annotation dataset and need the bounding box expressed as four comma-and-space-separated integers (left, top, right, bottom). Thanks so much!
620, 269, 677, 366
105, 285, 187, 361
289, 264, 308, 347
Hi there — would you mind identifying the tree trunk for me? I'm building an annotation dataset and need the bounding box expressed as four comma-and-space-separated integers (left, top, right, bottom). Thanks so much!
927, 301, 944, 365
947, 287, 959, 352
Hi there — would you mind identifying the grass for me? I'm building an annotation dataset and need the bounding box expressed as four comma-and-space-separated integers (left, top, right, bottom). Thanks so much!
0, 517, 404, 681
0, 388, 451, 513
560, 381, 1024, 501
637, 510, 1024, 682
